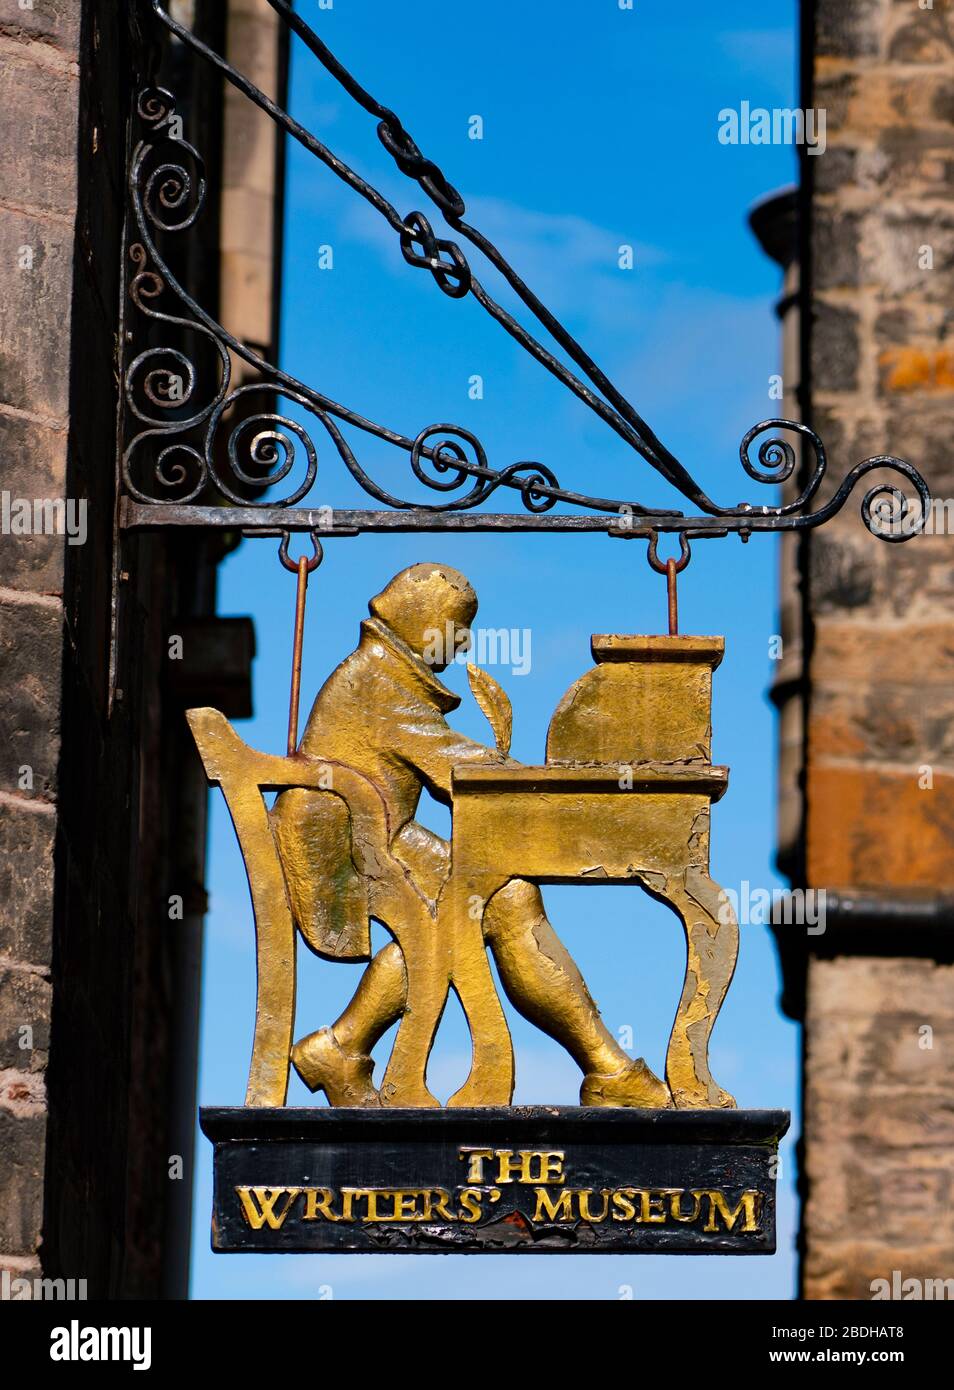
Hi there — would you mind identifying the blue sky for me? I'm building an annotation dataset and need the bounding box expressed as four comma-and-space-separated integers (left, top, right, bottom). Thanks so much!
190, 0, 800, 1299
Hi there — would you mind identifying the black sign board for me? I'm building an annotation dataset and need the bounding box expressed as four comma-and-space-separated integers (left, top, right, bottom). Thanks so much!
201, 1107, 789, 1255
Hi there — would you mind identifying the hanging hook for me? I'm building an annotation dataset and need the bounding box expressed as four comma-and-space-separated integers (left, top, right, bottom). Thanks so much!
278, 530, 324, 574
646, 532, 690, 636
279, 532, 324, 754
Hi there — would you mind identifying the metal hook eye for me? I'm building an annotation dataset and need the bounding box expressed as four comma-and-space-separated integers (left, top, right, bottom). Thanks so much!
279, 531, 324, 574
646, 532, 691, 575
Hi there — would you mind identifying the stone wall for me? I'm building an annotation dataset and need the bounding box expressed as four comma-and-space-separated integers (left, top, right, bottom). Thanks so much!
0, 0, 84, 1294
800, 0, 954, 1299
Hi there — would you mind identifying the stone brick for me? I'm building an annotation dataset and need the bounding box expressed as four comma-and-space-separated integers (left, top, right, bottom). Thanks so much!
813, 71, 857, 138
0, 595, 62, 798
880, 345, 954, 392
0, 48, 79, 219
812, 620, 954, 686
811, 300, 860, 391
807, 533, 877, 613
840, 70, 954, 136
804, 1155, 953, 1247
813, 145, 859, 197
808, 525, 952, 622
802, 955, 954, 1290
883, 404, 954, 493
0, 0, 82, 55
875, 304, 925, 342
806, 405, 893, 471
0, 1109, 45, 1255
858, 134, 954, 195
810, 684, 944, 766
806, 765, 954, 888
0, 965, 51, 1072
805, 1242, 954, 1300
816, 0, 885, 61
812, 208, 863, 289
806, 957, 954, 1090
878, 122, 954, 187
0, 409, 68, 592
866, 207, 954, 300
0, 804, 55, 966
887, 3, 954, 66
0, 1253, 42, 1295
0, 208, 74, 421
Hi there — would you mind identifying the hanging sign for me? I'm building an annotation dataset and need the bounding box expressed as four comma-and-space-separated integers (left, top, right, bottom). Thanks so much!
191, 557, 789, 1256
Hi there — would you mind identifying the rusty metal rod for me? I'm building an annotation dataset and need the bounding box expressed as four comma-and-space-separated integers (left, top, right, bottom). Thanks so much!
666, 557, 678, 635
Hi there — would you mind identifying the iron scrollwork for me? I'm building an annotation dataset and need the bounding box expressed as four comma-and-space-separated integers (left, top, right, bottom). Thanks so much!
120, 5, 931, 543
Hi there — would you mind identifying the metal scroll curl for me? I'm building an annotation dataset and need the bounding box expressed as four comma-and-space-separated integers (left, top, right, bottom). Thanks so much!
734, 420, 931, 541
123, 90, 615, 518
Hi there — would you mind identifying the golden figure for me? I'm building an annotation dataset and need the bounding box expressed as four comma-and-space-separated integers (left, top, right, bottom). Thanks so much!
271, 564, 669, 1110
188, 562, 739, 1112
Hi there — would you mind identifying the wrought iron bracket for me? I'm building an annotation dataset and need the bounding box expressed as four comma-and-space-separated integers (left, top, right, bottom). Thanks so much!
117, 2, 931, 550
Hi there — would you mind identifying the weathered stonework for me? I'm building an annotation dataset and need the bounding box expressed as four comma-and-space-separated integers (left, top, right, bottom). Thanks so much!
0, 0, 77, 1293
799, 0, 954, 1299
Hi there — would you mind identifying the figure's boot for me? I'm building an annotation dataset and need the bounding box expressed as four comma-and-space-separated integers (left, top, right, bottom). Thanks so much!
291, 1027, 380, 1107
580, 1058, 672, 1109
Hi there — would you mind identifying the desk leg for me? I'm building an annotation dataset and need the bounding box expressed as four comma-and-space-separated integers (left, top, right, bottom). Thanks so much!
657, 869, 739, 1109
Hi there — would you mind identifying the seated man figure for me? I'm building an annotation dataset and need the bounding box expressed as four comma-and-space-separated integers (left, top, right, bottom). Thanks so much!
271, 561, 671, 1109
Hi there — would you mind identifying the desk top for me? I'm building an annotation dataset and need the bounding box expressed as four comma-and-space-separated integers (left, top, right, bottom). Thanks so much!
452, 762, 729, 800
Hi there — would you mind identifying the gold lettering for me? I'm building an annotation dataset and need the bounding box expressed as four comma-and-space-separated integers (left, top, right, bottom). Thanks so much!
458, 1188, 484, 1223
421, 1188, 454, 1221
701, 1190, 761, 1233
612, 1189, 637, 1221
388, 1190, 421, 1222
578, 1188, 611, 1223
460, 1148, 566, 1184
532, 1187, 574, 1221
302, 1188, 339, 1222
495, 1149, 565, 1183
636, 1190, 668, 1224
235, 1186, 301, 1231
668, 1190, 702, 1224
493, 1150, 520, 1182
528, 1151, 565, 1183
459, 1148, 494, 1183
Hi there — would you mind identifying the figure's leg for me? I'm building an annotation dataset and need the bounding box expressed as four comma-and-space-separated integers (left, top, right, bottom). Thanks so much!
330, 941, 407, 1053
483, 879, 672, 1107
291, 942, 406, 1105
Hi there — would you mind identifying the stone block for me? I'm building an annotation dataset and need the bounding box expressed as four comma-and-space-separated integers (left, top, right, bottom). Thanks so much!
0, 209, 74, 421
0, 48, 78, 219
0, 805, 54, 966
0, 595, 62, 798
0, 0, 82, 55
0, 965, 51, 1071
0, 1108, 45, 1255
